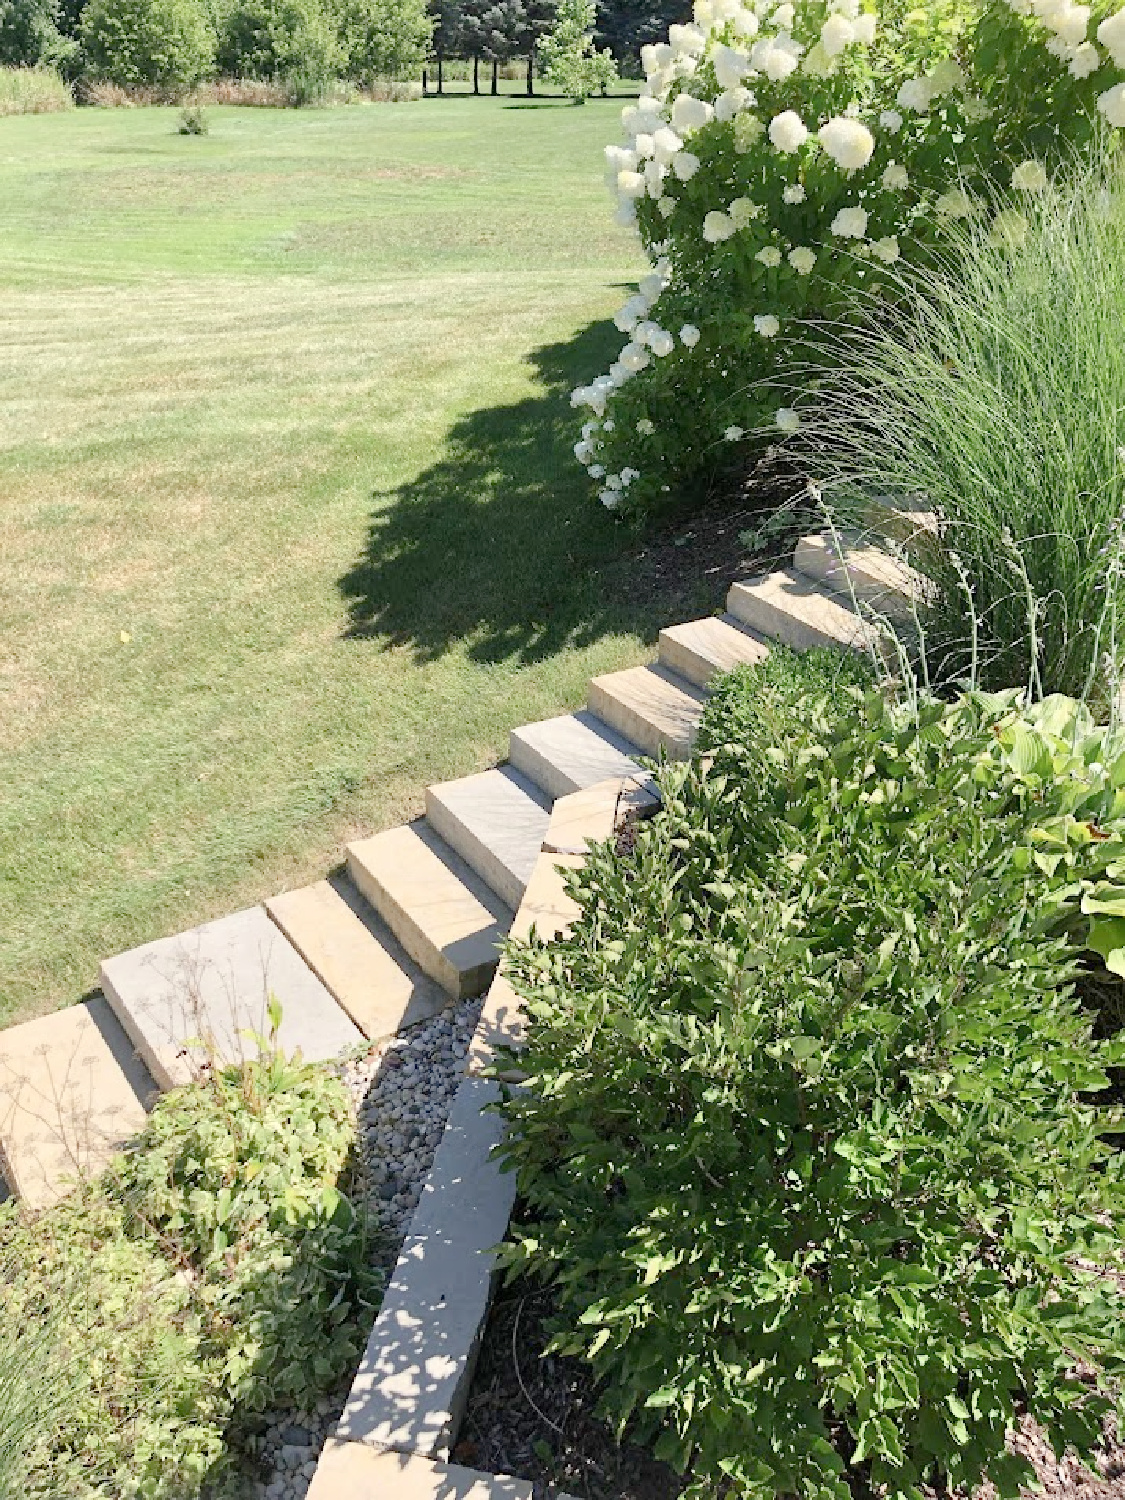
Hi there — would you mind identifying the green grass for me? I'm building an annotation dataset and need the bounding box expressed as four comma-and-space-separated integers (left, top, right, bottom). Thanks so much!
0, 96, 715, 1027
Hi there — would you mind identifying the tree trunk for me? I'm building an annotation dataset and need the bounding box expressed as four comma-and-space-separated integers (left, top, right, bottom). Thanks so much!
422, 67, 428, 93
473, 54, 479, 93
491, 58, 498, 94
526, 45, 534, 96
437, 52, 443, 93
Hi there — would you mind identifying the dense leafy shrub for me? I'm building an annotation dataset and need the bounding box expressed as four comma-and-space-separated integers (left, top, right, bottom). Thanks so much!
500, 669, 1125, 1500
568, 0, 1125, 514
790, 163, 1125, 707
216, 0, 337, 82
0, 0, 77, 67
79, 0, 215, 87
337, 0, 430, 79
0, 1045, 379, 1497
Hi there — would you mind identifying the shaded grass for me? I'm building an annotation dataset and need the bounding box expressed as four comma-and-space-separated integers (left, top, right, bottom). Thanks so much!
0, 98, 679, 1025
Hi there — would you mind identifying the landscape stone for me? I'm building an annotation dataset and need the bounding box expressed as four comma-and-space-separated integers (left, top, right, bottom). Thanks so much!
425, 767, 551, 913
347, 822, 512, 1000
335, 1076, 516, 1460
266, 877, 447, 1042
0, 996, 154, 1207
507, 710, 642, 799
543, 776, 658, 857
727, 569, 886, 653
587, 663, 705, 759
308, 1442, 534, 1500
658, 614, 770, 688
100, 907, 361, 1091
793, 532, 926, 623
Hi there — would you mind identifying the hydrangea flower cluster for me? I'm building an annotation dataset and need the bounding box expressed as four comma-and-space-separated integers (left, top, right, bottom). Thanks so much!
571, 0, 1125, 512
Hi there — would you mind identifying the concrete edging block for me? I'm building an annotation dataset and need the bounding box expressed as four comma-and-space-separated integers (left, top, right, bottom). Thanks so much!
335, 1076, 516, 1460
307, 1441, 535, 1499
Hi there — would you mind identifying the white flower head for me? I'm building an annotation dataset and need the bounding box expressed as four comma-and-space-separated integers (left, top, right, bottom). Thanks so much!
729, 196, 763, 226
1098, 81, 1125, 127
769, 109, 809, 152
882, 162, 909, 190
672, 150, 701, 181
1049, 3, 1091, 47
783, 182, 807, 203
775, 407, 801, 432
712, 41, 751, 89
989, 208, 1030, 248
788, 245, 816, 274
714, 86, 754, 121
619, 341, 651, 371
679, 323, 701, 347
819, 116, 875, 171
733, 112, 765, 152
657, 195, 677, 218
772, 1, 795, 25
897, 76, 934, 112
724, 424, 745, 440
871, 235, 900, 263
879, 108, 903, 132
753, 313, 781, 337
703, 210, 737, 242
1098, 7, 1125, 66
756, 245, 782, 266
820, 13, 854, 55
928, 57, 965, 95
830, 205, 868, 238
588, 464, 605, 478
636, 418, 655, 435
671, 92, 714, 132
651, 125, 684, 164
852, 11, 875, 42
650, 328, 675, 356
600, 489, 622, 510
1069, 40, 1100, 76
1011, 159, 1048, 192
935, 186, 973, 218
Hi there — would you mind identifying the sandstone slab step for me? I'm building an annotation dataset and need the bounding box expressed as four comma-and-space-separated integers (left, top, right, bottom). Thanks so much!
347, 823, 512, 1002
100, 907, 361, 1092
336, 1076, 515, 1460
658, 614, 770, 688
267, 877, 448, 1043
793, 532, 925, 622
508, 710, 641, 799
309, 1442, 534, 1500
727, 569, 885, 653
425, 767, 550, 913
0, 997, 155, 1207
587, 664, 705, 759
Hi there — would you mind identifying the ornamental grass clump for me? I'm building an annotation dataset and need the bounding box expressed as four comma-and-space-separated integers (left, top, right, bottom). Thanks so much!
793, 161, 1125, 708
498, 662, 1125, 1500
570, 0, 1125, 514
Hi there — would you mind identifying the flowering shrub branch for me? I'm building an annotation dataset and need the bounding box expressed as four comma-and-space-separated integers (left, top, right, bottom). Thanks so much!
570, 0, 1125, 513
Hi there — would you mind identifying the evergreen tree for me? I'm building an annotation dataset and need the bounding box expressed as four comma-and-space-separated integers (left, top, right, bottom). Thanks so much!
513, 0, 551, 94
595, 0, 686, 72
457, 0, 515, 92
424, 0, 459, 90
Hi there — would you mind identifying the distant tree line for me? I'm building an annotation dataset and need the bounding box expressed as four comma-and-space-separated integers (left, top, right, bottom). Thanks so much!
423, 0, 686, 94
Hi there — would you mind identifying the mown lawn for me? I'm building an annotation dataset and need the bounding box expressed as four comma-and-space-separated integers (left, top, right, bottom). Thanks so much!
0, 95, 710, 1027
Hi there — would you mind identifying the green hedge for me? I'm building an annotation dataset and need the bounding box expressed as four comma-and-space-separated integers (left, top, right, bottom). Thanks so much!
79, 0, 214, 86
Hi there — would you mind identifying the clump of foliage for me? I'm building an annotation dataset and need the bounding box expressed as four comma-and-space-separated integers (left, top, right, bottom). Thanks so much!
570, 0, 1125, 515
337, 0, 430, 81
0, 1039, 380, 1497
0, 0, 77, 70
792, 162, 1125, 708
0, 59, 73, 108
499, 665, 1125, 1500
177, 95, 206, 123
540, 0, 616, 101
79, 0, 215, 87
215, 0, 336, 84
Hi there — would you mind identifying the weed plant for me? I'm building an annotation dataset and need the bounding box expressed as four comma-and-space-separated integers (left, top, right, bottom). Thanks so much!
0, 64, 72, 113
794, 156, 1125, 708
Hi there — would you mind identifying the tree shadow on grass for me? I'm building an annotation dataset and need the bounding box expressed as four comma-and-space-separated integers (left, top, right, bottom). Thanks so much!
339, 319, 748, 667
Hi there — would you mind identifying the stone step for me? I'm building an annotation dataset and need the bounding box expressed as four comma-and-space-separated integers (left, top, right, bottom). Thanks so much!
347, 822, 512, 1002
309, 1442, 535, 1500
507, 709, 642, 799
587, 664, 705, 760
0, 996, 155, 1207
658, 614, 770, 688
101, 907, 362, 1092
425, 767, 551, 913
793, 532, 924, 622
266, 877, 448, 1043
727, 569, 885, 653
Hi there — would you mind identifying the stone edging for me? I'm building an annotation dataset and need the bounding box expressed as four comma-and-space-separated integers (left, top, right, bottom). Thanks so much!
308, 776, 658, 1499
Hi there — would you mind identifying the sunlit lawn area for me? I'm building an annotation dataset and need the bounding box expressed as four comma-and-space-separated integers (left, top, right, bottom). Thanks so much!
0, 95, 718, 1026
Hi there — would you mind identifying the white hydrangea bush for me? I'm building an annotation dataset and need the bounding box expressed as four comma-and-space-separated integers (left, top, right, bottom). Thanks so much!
572, 0, 1125, 513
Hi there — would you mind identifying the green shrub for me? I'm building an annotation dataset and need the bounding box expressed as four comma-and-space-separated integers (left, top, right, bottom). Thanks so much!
0, 60, 73, 108
216, 0, 338, 84
79, 0, 215, 87
793, 161, 1125, 708
0, 0, 73, 67
499, 670, 1125, 1500
539, 0, 617, 102
336, 0, 429, 82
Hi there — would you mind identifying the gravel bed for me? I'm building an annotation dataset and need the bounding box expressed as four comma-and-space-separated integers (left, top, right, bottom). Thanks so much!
245, 994, 483, 1500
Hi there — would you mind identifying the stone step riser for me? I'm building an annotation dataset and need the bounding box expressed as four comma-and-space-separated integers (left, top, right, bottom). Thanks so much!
424, 768, 550, 915
727, 571, 884, 654
587, 664, 704, 760
658, 614, 770, 689
507, 710, 641, 800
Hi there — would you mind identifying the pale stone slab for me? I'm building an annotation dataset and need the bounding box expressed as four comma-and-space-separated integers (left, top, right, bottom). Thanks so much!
508, 710, 642, 800
0, 997, 154, 1207
425, 768, 551, 914
337, 1077, 516, 1460
467, 971, 528, 1079
100, 907, 361, 1091
544, 777, 658, 857
587, 664, 704, 760
347, 823, 512, 1001
658, 614, 770, 688
308, 1442, 533, 1500
727, 570, 885, 654
793, 532, 927, 624
267, 877, 447, 1042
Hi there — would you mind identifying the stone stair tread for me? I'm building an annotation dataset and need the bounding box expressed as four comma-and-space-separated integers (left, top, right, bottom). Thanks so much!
587, 664, 705, 760
508, 710, 642, 799
347, 822, 512, 1002
658, 614, 770, 688
100, 907, 362, 1092
425, 767, 551, 913
794, 532, 927, 620
266, 877, 448, 1043
727, 569, 884, 652
0, 996, 155, 1207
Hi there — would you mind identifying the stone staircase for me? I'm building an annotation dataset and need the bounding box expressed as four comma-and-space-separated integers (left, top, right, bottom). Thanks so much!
0, 529, 918, 1207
